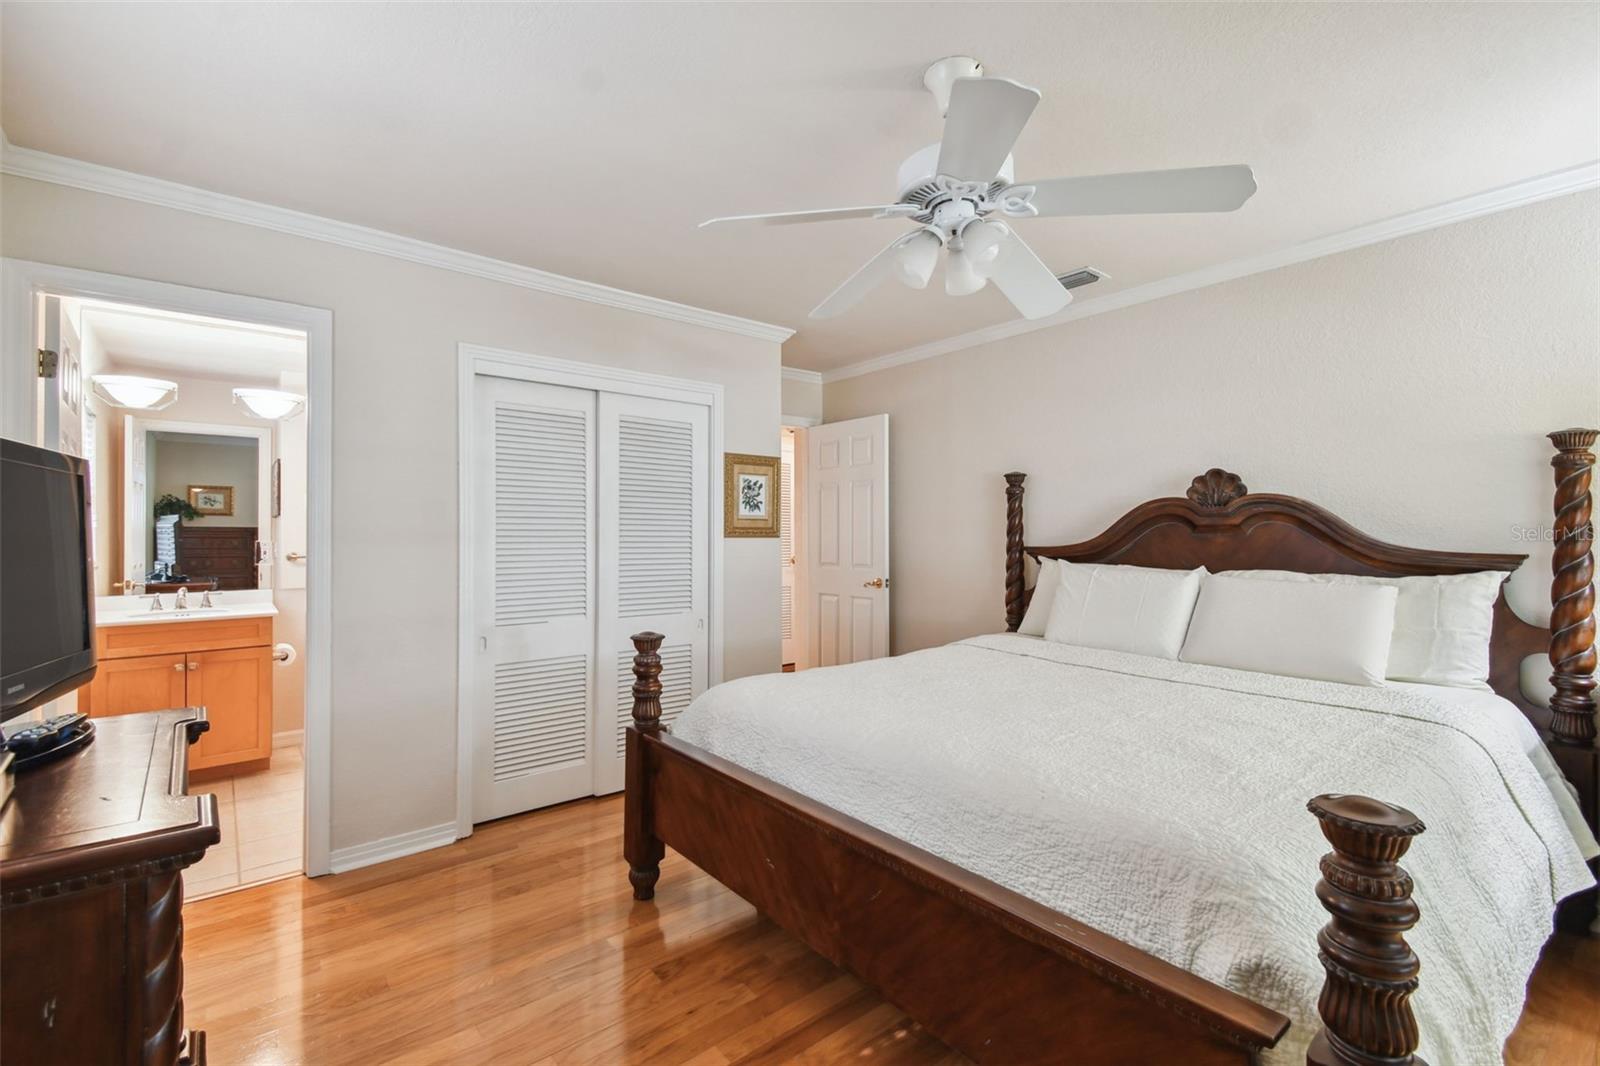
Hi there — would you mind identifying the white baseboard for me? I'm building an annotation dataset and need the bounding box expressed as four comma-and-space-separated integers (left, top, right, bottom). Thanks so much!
272, 728, 304, 749
328, 822, 458, 875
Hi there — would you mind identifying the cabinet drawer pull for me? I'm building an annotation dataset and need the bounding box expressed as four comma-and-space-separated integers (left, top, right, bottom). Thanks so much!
187, 662, 199, 671
173, 662, 185, 672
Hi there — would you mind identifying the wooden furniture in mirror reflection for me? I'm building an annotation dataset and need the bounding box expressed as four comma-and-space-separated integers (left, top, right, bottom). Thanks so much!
0, 709, 218, 1066
175, 525, 258, 590
79, 616, 274, 775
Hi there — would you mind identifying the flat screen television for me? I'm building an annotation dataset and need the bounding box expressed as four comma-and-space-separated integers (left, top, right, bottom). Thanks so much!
1, 437, 97, 721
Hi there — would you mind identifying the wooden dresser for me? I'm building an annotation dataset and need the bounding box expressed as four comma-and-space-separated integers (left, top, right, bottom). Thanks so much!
175, 526, 257, 590
0, 709, 219, 1065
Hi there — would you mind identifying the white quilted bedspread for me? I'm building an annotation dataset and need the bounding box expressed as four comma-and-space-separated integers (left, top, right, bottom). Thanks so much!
671, 634, 1596, 1066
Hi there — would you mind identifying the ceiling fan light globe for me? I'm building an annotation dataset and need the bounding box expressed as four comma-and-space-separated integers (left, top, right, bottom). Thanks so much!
892, 232, 941, 290
959, 220, 1008, 276
944, 249, 987, 296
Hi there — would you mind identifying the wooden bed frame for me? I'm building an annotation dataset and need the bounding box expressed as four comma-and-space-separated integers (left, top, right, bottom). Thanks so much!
624, 428, 1599, 1066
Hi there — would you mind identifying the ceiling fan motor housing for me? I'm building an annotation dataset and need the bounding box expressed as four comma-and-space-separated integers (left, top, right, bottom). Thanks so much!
896, 143, 1015, 204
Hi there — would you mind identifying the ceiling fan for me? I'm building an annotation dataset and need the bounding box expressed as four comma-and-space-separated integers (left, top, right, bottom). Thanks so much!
702, 57, 1257, 322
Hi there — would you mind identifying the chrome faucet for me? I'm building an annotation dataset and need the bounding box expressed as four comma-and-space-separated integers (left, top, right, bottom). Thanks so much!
201, 588, 216, 608
149, 594, 164, 612
174, 587, 189, 610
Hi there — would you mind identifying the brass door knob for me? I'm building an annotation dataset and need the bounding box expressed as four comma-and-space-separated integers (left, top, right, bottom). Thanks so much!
862, 578, 888, 589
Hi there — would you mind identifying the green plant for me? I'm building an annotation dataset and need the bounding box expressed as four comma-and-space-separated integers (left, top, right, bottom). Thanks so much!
154, 494, 200, 521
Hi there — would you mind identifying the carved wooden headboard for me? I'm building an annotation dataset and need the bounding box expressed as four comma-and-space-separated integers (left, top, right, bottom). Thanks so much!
1002, 430, 1598, 752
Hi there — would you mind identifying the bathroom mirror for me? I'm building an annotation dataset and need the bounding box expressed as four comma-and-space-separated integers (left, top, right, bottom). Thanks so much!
113, 425, 270, 593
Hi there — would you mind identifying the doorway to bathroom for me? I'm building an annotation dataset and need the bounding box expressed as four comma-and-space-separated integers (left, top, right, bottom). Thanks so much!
3, 258, 333, 886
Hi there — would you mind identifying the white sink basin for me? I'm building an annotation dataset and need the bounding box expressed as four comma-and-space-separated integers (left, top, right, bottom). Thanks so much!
95, 599, 280, 627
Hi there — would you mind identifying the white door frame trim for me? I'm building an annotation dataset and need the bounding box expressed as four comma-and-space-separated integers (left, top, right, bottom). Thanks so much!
1, 258, 336, 877
455, 342, 726, 840
134, 417, 273, 579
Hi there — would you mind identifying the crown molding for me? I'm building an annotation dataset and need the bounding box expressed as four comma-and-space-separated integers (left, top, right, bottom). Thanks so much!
0, 140, 796, 345
819, 161, 1600, 384
780, 366, 823, 385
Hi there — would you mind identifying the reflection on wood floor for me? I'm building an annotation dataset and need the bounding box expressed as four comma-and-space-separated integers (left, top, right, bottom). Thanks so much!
183, 794, 1599, 1065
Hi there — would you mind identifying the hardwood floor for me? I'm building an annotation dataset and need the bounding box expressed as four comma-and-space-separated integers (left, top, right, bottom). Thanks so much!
184, 795, 1598, 1065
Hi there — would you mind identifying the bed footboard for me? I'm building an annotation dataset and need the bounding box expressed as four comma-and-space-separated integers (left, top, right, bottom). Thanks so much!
622, 635, 1438, 1064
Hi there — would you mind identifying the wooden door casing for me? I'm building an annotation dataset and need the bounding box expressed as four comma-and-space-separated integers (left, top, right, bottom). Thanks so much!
187, 646, 272, 771
80, 653, 188, 718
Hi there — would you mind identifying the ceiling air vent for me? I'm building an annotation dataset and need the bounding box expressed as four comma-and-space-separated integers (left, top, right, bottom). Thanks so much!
1056, 267, 1108, 292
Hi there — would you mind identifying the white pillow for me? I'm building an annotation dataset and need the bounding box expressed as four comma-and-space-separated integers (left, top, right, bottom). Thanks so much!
1017, 557, 1060, 636
1179, 575, 1399, 686
1042, 561, 1205, 659
1221, 569, 1502, 689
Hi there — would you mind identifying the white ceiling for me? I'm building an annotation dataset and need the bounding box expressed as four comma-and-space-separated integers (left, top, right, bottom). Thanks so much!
4, 3, 1596, 372
79, 300, 307, 384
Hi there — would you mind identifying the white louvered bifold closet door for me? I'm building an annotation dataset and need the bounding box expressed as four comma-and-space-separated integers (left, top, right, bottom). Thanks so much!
593, 392, 709, 795
471, 377, 598, 823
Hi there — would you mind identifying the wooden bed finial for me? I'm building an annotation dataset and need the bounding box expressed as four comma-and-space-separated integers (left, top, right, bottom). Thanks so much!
630, 631, 666, 735
1305, 794, 1427, 1066
1005, 472, 1027, 632
625, 631, 667, 900
1548, 428, 1598, 746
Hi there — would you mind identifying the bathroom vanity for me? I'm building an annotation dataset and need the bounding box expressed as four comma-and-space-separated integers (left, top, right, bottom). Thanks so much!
80, 598, 277, 775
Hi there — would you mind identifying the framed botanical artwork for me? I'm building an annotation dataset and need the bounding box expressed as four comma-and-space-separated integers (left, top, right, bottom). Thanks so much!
187, 484, 234, 516
271, 459, 282, 518
723, 453, 780, 538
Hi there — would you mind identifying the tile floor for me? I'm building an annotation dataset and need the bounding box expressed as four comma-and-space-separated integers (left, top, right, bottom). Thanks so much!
183, 744, 304, 901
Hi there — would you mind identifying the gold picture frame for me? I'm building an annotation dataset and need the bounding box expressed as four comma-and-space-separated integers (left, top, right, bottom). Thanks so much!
187, 484, 234, 516
723, 453, 780, 538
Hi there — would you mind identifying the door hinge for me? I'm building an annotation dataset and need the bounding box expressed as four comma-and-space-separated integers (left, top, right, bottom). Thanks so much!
37, 348, 59, 378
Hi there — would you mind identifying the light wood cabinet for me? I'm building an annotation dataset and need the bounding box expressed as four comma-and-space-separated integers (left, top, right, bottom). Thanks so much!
187, 646, 272, 771
83, 653, 189, 718
81, 615, 274, 774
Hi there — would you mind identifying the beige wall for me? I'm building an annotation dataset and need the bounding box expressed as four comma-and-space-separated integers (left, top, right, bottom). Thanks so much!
781, 373, 822, 423
825, 190, 1600, 655
2, 174, 784, 853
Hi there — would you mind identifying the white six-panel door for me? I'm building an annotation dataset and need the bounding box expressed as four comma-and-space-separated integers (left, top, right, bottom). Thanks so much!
471, 375, 710, 819
472, 377, 598, 822
806, 414, 889, 666
594, 392, 709, 795
123, 415, 149, 586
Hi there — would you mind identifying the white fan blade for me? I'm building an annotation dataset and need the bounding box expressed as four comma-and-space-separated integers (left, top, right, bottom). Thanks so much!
700, 204, 917, 228
1022, 164, 1256, 216
935, 77, 1041, 184
987, 229, 1071, 320
809, 234, 915, 319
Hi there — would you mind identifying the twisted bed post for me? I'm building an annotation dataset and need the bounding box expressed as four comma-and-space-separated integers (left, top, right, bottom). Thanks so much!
1005, 472, 1027, 631
1305, 794, 1428, 1066
1548, 428, 1598, 746
1548, 429, 1599, 932
624, 631, 666, 901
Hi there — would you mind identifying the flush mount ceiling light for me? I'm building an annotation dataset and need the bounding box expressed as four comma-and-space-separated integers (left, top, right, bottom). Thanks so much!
702, 55, 1257, 321
232, 388, 305, 420
90, 374, 179, 410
